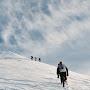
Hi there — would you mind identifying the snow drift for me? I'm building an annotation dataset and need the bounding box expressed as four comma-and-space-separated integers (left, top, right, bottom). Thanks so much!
0, 57, 90, 90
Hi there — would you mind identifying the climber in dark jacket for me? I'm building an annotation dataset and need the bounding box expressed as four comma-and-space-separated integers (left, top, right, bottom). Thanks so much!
57, 61, 69, 83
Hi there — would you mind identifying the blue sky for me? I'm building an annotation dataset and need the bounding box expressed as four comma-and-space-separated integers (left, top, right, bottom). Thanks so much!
0, 0, 90, 74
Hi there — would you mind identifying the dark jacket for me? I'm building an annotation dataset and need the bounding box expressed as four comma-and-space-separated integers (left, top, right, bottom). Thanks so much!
57, 65, 69, 76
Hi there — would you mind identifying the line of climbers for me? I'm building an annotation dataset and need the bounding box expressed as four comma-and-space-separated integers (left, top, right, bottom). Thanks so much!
31, 56, 41, 62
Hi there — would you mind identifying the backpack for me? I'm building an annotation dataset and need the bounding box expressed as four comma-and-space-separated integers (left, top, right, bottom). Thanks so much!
58, 64, 66, 72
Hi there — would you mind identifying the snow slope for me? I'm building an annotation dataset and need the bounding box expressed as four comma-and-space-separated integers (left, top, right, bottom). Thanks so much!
0, 58, 90, 90
0, 50, 28, 59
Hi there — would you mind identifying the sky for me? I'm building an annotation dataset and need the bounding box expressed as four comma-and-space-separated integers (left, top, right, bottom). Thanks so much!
0, 0, 90, 74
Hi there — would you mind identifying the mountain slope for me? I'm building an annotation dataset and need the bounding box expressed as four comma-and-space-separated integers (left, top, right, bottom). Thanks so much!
0, 58, 90, 90
0, 50, 27, 59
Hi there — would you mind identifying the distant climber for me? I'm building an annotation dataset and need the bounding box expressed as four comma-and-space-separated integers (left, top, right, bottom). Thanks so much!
31, 56, 33, 60
39, 58, 41, 62
35, 57, 37, 61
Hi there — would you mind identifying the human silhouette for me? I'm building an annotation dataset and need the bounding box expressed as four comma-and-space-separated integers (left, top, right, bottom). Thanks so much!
31, 56, 33, 60
57, 61, 69, 85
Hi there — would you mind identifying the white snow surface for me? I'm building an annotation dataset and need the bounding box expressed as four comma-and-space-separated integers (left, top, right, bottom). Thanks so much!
0, 59, 90, 90
0, 51, 28, 59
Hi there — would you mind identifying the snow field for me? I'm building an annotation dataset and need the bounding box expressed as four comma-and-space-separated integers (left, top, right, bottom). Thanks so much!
0, 59, 90, 90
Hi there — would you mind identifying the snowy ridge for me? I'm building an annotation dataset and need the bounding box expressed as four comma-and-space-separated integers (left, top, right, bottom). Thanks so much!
0, 58, 90, 90
0, 50, 28, 59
